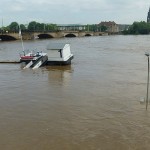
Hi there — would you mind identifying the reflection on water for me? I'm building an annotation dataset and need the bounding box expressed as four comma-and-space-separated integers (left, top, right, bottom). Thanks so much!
1, 36, 150, 150
47, 65, 73, 86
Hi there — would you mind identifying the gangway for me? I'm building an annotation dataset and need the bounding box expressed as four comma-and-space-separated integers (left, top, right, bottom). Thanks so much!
23, 61, 33, 69
31, 55, 48, 69
23, 55, 48, 69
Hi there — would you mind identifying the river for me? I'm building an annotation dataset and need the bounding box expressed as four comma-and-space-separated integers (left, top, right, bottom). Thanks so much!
0, 35, 150, 150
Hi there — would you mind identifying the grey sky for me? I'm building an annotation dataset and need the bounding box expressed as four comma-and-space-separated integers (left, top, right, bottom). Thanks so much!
1, 0, 150, 25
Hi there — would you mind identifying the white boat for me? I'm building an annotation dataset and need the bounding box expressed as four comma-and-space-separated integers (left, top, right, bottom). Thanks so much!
19, 25, 48, 69
20, 51, 48, 69
46, 43, 74, 65
19, 28, 73, 68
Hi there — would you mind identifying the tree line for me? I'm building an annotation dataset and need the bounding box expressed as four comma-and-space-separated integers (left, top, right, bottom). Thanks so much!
123, 21, 150, 35
0, 21, 108, 33
3, 21, 150, 34
0, 21, 58, 33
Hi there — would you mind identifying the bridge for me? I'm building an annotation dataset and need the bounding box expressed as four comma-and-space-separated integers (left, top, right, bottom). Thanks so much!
0, 31, 107, 41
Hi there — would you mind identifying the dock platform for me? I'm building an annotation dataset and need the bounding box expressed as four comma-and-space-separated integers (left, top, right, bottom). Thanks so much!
0, 61, 20, 63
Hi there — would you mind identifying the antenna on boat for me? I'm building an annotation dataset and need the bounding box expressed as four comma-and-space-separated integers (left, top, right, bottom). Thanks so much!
18, 24, 25, 55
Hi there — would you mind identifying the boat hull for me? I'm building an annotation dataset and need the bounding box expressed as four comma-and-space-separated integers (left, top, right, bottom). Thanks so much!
46, 55, 74, 66
20, 55, 74, 66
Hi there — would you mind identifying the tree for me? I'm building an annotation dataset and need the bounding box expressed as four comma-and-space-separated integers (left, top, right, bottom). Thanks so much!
123, 21, 150, 35
27, 21, 58, 32
47, 24, 57, 31
100, 25, 107, 32
28, 21, 37, 32
20, 24, 26, 30
8, 22, 19, 32
85, 24, 97, 32
35, 22, 43, 31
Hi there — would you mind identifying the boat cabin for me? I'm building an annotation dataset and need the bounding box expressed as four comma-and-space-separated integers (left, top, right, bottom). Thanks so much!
46, 43, 73, 65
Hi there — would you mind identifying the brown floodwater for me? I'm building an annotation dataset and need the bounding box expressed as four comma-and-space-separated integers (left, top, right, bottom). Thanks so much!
0, 35, 150, 150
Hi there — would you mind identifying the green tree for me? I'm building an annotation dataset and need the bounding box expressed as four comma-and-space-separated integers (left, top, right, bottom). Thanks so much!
47, 24, 57, 31
20, 24, 26, 30
28, 21, 37, 31
100, 25, 107, 32
85, 24, 97, 31
8, 22, 19, 32
28, 21, 58, 32
123, 21, 150, 35
85, 24, 105, 32
35, 22, 42, 31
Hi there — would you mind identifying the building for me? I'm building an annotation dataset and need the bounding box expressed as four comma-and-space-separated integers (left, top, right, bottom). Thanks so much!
99, 21, 119, 33
57, 24, 86, 31
147, 8, 150, 23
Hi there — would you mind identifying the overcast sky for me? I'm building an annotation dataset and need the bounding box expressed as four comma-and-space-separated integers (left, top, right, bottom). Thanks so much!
1, 0, 150, 26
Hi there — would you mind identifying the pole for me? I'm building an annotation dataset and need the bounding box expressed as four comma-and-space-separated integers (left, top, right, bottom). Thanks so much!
2, 18, 3, 34
146, 55, 149, 110
18, 24, 25, 53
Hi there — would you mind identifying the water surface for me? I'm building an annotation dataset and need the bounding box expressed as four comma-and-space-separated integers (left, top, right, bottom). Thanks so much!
0, 36, 150, 150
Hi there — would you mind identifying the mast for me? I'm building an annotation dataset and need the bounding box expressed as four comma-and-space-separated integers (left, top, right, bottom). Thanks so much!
18, 24, 25, 54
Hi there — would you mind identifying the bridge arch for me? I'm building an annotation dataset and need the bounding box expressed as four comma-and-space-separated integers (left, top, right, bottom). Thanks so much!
65, 34, 76, 37
0, 35, 17, 41
37, 34, 54, 39
85, 34, 92, 37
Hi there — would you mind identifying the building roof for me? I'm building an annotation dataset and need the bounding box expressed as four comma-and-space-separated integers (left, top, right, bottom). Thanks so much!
47, 43, 68, 50
99, 21, 116, 26
57, 24, 85, 27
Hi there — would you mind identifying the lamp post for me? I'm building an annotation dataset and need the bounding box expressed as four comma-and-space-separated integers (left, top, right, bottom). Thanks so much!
145, 52, 150, 110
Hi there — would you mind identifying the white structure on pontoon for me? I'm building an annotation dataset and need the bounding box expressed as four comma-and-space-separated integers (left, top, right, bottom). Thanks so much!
46, 43, 74, 65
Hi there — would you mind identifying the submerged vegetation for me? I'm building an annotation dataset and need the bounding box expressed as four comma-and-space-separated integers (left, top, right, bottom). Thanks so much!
123, 21, 150, 35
